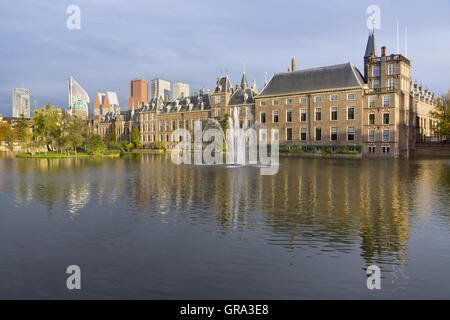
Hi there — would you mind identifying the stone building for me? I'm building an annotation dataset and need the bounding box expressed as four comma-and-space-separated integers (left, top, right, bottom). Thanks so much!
87, 32, 438, 157
93, 91, 120, 116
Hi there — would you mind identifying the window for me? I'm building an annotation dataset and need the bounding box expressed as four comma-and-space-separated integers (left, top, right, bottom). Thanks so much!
383, 113, 390, 125
260, 101, 266, 107
185, 120, 189, 130
330, 95, 338, 101
273, 100, 279, 106
178, 121, 183, 129
347, 93, 355, 100
315, 127, 322, 141
383, 96, 390, 107
272, 130, 279, 141
300, 109, 307, 122
373, 80, 380, 89
246, 107, 250, 115
286, 128, 292, 141
347, 106, 355, 120
383, 130, 390, 142
166, 122, 170, 131
166, 134, 169, 142
388, 79, 396, 89
215, 108, 221, 117
388, 64, 396, 75
331, 107, 338, 121
369, 130, 375, 142
159, 121, 163, 131
331, 127, 338, 141
300, 97, 307, 104
373, 66, 380, 77
286, 99, 292, 105
300, 128, 307, 141
315, 96, 322, 103
273, 111, 279, 123
369, 114, 375, 125
261, 112, 266, 123
369, 97, 376, 107
383, 146, 390, 154
369, 146, 376, 153
348, 127, 355, 141
286, 110, 292, 122
215, 96, 222, 104
172, 121, 176, 130
239, 107, 243, 115
315, 108, 322, 121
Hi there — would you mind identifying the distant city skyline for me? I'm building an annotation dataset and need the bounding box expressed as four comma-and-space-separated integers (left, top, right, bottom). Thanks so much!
0, 0, 449, 116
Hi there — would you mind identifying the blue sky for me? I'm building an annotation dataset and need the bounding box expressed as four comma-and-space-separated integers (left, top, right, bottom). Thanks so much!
0, 0, 449, 115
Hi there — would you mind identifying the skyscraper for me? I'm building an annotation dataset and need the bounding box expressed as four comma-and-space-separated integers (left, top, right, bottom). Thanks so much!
12, 88, 30, 118
128, 79, 148, 109
173, 83, 190, 100
68, 76, 90, 120
151, 78, 171, 102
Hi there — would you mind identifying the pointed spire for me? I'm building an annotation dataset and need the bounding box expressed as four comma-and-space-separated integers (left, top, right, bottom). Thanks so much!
240, 63, 248, 90
364, 30, 376, 57
252, 78, 258, 94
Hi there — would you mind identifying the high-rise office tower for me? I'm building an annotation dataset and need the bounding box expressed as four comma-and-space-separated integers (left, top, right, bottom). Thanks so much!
68, 76, 90, 120
151, 78, 171, 102
173, 83, 190, 99
12, 88, 31, 118
128, 79, 148, 109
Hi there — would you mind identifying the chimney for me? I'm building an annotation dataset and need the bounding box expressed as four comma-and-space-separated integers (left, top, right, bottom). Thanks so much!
291, 58, 296, 72
414, 83, 418, 89
381, 46, 386, 57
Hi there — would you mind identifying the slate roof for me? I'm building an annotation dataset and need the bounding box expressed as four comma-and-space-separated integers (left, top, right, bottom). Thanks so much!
161, 94, 211, 113
365, 33, 376, 57
228, 88, 256, 106
258, 63, 365, 97
214, 77, 232, 94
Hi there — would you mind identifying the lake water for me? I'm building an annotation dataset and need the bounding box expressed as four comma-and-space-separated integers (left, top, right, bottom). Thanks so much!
0, 153, 449, 299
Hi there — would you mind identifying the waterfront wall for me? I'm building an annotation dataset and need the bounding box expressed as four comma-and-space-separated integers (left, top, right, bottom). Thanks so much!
415, 144, 450, 156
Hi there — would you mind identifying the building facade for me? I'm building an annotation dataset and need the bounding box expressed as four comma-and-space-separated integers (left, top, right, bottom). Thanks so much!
128, 79, 148, 110
93, 91, 120, 116
151, 78, 171, 102
12, 88, 30, 118
67, 76, 90, 120
88, 33, 438, 157
173, 83, 190, 100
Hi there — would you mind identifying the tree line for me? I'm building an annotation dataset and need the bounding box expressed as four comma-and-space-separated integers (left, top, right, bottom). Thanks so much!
0, 103, 142, 155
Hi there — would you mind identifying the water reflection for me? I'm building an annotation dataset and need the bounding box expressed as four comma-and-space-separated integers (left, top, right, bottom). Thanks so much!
0, 154, 449, 268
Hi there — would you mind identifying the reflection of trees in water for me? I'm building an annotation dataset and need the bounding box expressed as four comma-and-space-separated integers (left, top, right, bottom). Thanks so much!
3, 154, 449, 266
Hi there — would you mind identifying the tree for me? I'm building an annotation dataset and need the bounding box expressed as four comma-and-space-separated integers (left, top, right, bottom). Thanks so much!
86, 134, 106, 155
430, 94, 450, 138
32, 104, 64, 152
131, 127, 141, 148
14, 115, 29, 143
108, 123, 117, 146
64, 117, 86, 155
0, 122, 12, 143
220, 113, 230, 133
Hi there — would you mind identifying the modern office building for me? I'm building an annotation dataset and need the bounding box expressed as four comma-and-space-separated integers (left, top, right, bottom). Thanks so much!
173, 83, 190, 100
151, 78, 171, 102
128, 79, 148, 110
93, 91, 120, 116
67, 76, 90, 120
12, 88, 30, 118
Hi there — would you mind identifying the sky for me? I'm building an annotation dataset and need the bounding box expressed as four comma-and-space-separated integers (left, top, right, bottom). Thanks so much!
0, 0, 449, 116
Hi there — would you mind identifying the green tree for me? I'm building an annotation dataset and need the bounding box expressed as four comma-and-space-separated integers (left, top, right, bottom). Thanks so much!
131, 127, 141, 148
86, 134, 106, 155
14, 115, 29, 143
64, 117, 86, 155
32, 104, 64, 152
430, 94, 450, 138
220, 113, 230, 133
0, 122, 12, 143
108, 123, 117, 146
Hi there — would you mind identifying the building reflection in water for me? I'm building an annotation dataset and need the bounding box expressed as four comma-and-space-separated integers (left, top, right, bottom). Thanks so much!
1, 154, 449, 267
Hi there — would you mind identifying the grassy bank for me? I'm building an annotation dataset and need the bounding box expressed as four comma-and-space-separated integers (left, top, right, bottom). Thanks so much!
16, 150, 121, 159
